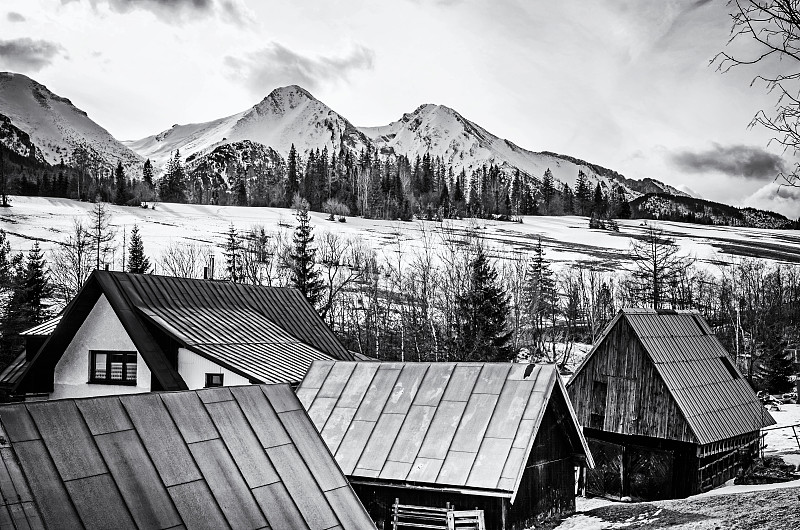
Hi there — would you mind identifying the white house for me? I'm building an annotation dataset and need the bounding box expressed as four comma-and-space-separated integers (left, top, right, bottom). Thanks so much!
14, 270, 354, 399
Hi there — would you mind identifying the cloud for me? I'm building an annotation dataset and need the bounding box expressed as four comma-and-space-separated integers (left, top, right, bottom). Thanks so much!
61, 0, 251, 25
669, 143, 787, 180
744, 182, 800, 218
225, 43, 375, 95
6, 12, 26, 22
0, 38, 64, 72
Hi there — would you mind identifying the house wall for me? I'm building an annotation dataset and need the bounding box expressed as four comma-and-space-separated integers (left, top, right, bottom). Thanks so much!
508, 388, 578, 530
51, 294, 151, 400
567, 318, 695, 443
177, 348, 250, 390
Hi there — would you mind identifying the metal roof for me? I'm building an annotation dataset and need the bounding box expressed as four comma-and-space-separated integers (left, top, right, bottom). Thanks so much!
16, 271, 352, 392
0, 352, 26, 387
569, 309, 775, 445
296, 361, 593, 499
0, 384, 375, 530
19, 316, 62, 336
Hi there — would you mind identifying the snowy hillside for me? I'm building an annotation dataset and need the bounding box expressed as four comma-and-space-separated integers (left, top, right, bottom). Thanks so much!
0, 72, 141, 167
4, 196, 800, 272
360, 103, 686, 199
125, 85, 372, 168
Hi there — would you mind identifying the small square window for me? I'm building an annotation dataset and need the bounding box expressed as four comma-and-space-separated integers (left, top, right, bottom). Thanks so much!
205, 373, 224, 388
90, 351, 137, 385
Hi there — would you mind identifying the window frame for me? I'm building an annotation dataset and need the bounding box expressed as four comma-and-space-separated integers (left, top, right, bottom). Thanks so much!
89, 350, 138, 386
205, 373, 224, 388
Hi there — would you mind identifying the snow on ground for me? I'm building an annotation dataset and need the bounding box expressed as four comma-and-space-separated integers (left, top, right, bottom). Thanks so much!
763, 403, 800, 468
4, 197, 800, 274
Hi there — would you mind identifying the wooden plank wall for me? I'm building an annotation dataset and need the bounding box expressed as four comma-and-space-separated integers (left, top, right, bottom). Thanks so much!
508, 389, 578, 529
568, 319, 695, 443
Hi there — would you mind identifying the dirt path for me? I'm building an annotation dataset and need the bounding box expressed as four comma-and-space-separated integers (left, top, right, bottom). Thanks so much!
552, 486, 800, 529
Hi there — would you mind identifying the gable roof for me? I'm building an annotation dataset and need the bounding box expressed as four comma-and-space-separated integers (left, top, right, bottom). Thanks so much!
0, 317, 63, 389
296, 361, 593, 500
0, 384, 375, 530
568, 308, 775, 445
15, 271, 352, 393
19, 316, 62, 336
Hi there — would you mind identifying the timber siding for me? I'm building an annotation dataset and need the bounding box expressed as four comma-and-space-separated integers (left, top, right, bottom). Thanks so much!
568, 317, 695, 443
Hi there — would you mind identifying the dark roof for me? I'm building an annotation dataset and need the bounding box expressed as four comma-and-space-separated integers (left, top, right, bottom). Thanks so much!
16, 271, 352, 393
0, 352, 26, 388
297, 361, 593, 498
0, 384, 375, 530
568, 309, 775, 445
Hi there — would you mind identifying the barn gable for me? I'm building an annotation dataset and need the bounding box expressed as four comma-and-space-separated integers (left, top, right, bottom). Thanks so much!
0, 384, 375, 529
567, 309, 774, 446
297, 361, 593, 500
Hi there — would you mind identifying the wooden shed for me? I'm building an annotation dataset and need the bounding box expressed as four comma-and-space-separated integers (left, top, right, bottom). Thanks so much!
566, 309, 775, 500
296, 361, 594, 530
0, 384, 375, 529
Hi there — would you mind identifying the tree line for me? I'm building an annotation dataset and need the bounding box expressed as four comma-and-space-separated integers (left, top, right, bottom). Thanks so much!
1, 206, 795, 394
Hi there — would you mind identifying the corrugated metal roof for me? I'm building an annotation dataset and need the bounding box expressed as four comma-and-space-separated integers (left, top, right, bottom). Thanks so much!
297, 361, 593, 498
0, 384, 375, 530
0, 352, 27, 387
569, 309, 775, 445
16, 271, 352, 391
19, 316, 62, 336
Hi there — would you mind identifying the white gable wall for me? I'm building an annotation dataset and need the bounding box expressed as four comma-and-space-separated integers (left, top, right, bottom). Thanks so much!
178, 347, 250, 389
51, 294, 152, 400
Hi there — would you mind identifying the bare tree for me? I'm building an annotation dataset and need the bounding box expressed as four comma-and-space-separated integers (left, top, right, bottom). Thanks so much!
159, 242, 208, 279
50, 219, 93, 307
88, 200, 116, 270
317, 232, 368, 322
714, 0, 800, 185
628, 224, 692, 309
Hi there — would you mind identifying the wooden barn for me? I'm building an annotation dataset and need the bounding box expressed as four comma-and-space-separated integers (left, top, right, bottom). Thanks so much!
296, 361, 594, 530
0, 384, 375, 529
566, 309, 775, 501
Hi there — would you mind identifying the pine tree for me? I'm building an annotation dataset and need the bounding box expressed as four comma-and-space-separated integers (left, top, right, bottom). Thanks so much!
127, 225, 151, 274
576, 170, 591, 216
223, 224, 242, 282
541, 169, 555, 214
289, 205, 324, 308
159, 151, 186, 203
114, 160, 129, 205
592, 183, 605, 218
618, 189, 632, 219
524, 238, 557, 358
142, 158, 154, 189
454, 246, 513, 362
562, 183, 575, 215
287, 144, 299, 205
759, 324, 793, 393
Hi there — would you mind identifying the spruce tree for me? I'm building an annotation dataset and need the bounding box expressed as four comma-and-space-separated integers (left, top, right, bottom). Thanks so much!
287, 144, 299, 205
455, 246, 513, 362
541, 169, 555, 214
524, 238, 557, 358
592, 183, 605, 218
114, 160, 129, 205
223, 224, 242, 283
576, 170, 591, 216
142, 158, 154, 189
289, 204, 324, 308
127, 225, 151, 274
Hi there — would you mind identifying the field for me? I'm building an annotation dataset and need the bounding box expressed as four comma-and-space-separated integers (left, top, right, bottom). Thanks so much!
3, 196, 800, 273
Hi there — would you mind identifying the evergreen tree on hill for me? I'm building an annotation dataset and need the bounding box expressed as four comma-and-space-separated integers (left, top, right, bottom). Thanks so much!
127, 225, 151, 274
223, 224, 242, 283
289, 204, 324, 309
114, 161, 130, 206
287, 144, 299, 206
541, 169, 555, 214
576, 170, 591, 216
454, 245, 513, 362
142, 158, 154, 189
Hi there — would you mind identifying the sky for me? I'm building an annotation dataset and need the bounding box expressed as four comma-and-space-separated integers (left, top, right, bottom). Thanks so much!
1, 0, 799, 217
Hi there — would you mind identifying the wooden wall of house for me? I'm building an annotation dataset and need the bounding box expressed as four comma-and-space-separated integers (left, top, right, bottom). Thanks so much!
567, 318, 695, 443
508, 388, 578, 530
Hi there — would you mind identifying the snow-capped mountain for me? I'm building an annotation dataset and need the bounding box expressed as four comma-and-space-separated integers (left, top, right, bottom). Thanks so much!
360, 103, 688, 199
125, 85, 372, 168
0, 72, 141, 167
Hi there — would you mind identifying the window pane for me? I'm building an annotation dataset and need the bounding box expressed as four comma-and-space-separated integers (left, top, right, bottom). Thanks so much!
93, 353, 107, 380
125, 360, 137, 382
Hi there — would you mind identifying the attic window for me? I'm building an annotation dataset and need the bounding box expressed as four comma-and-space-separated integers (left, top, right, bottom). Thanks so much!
90, 351, 137, 385
720, 356, 740, 380
205, 373, 224, 388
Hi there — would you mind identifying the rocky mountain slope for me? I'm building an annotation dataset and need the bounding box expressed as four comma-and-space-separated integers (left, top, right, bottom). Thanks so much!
125, 85, 371, 168
0, 72, 141, 168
